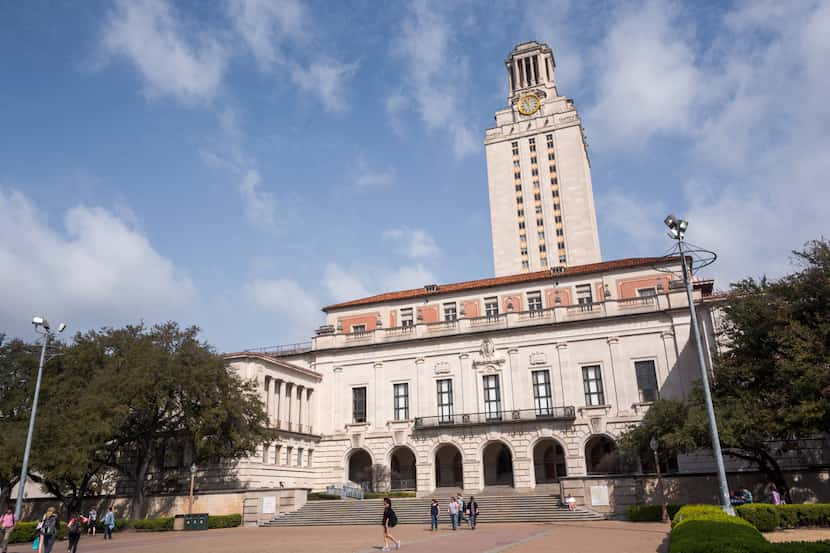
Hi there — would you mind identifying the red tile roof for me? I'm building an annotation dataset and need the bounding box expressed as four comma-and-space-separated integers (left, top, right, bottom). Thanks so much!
323, 256, 680, 312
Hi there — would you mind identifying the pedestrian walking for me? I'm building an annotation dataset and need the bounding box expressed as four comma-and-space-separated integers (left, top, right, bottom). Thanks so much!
430, 499, 439, 531
381, 498, 400, 551
87, 509, 97, 536
66, 512, 89, 553
447, 496, 458, 530
467, 496, 479, 529
457, 496, 465, 525
0, 507, 15, 553
38, 507, 59, 553
102, 508, 115, 540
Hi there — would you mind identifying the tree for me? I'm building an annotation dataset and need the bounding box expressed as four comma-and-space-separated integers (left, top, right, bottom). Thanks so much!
620, 239, 830, 501
0, 336, 38, 510
82, 323, 268, 518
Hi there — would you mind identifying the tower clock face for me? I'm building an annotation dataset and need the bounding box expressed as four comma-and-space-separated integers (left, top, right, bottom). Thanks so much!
517, 94, 541, 116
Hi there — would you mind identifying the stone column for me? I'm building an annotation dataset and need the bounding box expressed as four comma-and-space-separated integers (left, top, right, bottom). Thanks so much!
459, 353, 476, 414
605, 337, 622, 414
374, 362, 385, 425
554, 343, 569, 408
274, 380, 282, 428
504, 348, 519, 412
296, 385, 304, 432
263, 377, 271, 426
333, 368, 343, 431
661, 330, 680, 392
285, 383, 294, 431
306, 388, 314, 434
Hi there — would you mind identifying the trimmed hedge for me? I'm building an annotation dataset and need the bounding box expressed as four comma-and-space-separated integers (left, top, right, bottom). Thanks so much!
735, 503, 830, 531
307, 492, 341, 501
670, 504, 830, 553
207, 514, 242, 529
628, 504, 682, 522
364, 491, 417, 499
132, 517, 174, 531
7, 521, 66, 544
737, 504, 780, 532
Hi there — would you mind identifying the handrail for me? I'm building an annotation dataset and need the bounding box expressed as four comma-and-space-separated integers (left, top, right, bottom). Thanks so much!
414, 406, 575, 429
244, 342, 312, 356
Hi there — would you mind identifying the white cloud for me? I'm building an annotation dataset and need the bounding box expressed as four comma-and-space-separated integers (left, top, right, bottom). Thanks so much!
384, 93, 408, 137
383, 227, 441, 259
322, 264, 370, 303
0, 188, 195, 337
291, 60, 358, 113
245, 278, 321, 332
352, 155, 395, 191
392, 0, 478, 157
587, 0, 700, 150
227, 0, 306, 68
239, 169, 277, 231
524, 0, 584, 92
101, 0, 227, 105
596, 189, 668, 257
381, 264, 436, 292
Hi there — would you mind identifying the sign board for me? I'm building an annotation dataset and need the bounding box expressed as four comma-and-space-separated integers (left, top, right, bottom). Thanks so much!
590, 485, 609, 506
262, 496, 277, 514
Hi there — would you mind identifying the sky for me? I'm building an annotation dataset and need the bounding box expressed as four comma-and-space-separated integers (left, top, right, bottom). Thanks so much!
1, 0, 828, 352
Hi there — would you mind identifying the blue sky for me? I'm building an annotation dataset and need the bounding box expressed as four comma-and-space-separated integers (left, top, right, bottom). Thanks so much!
2, 0, 828, 351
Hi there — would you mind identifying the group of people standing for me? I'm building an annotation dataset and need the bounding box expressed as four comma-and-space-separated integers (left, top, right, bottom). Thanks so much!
0, 505, 116, 553
436, 496, 479, 531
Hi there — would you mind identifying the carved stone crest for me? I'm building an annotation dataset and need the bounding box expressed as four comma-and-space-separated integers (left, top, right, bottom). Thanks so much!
480, 338, 495, 358
473, 338, 505, 369
433, 361, 451, 375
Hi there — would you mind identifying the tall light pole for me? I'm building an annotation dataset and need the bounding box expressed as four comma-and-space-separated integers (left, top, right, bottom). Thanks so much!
188, 463, 197, 514
650, 437, 669, 523
14, 317, 67, 521
663, 215, 734, 516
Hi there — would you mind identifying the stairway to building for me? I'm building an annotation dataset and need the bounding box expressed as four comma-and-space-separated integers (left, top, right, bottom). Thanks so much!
263, 494, 604, 527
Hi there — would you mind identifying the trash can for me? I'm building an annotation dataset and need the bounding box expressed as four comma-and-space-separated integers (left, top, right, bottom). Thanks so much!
173, 515, 185, 531
183, 513, 209, 531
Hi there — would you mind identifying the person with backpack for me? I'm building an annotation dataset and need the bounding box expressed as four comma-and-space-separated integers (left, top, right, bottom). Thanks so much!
429, 499, 439, 531
102, 508, 115, 540
466, 496, 479, 529
457, 496, 465, 525
38, 507, 59, 553
381, 497, 400, 551
66, 512, 89, 553
1, 507, 15, 553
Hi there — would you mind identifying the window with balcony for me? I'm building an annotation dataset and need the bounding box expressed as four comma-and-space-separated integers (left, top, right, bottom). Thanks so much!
352, 387, 367, 423
400, 308, 414, 327
443, 302, 457, 321
637, 287, 658, 297
483, 374, 502, 420
582, 365, 605, 406
484, 297, 499, 318
635, 360, 659, 402
394, 383, 409, 420
532, 370, 552, 415
576, 284, 593, 309
437, 379, 453, 423
351, 324, 366, 335
527, 291, 543, 311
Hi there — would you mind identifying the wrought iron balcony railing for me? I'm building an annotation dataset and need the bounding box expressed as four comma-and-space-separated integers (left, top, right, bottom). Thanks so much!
413, 406, 575, 430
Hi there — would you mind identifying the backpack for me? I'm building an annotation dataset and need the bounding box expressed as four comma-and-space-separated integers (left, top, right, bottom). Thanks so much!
389, 509, 398, 527
42, 516, 57, 536
68, 518, 82, 534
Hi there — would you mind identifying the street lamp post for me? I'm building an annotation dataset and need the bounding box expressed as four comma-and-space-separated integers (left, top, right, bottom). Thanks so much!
663, 215, 734, 516
650, 437, 669, 523
15, 317, 67, 521
188, 463, 197, 515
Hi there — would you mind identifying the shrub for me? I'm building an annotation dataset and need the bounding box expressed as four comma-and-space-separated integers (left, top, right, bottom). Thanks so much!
670, 518, 768, 553
307, 492, 340, 501
628, 504, 682, 522
671, 504, 727, 528
364, 491, 417, 499
207, 514, 242, 529
7, 521, 65, 544
94, 518, 129, 532
769, 541, 830, 552
132, 517, 174, 531
737, 504, 780, 532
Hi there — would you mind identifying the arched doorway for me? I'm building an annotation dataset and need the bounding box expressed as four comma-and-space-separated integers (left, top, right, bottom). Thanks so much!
348, 449, 373, 491
585, 435, 621, 475
533, 439, 567, 484
435, 444, 463, 488
390, 447, 417, 490
483, 441, 514, 487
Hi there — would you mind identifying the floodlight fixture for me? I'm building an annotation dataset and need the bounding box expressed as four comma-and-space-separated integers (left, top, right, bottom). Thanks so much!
58, 323, 67, 333
32, 316, 49, 330
664, 214, 678, 230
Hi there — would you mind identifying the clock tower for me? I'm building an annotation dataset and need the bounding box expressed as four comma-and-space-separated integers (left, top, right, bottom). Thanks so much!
485, 41, 602, 276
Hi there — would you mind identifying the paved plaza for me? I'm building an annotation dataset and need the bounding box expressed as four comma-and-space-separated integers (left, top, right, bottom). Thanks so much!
8, 522, 670, 553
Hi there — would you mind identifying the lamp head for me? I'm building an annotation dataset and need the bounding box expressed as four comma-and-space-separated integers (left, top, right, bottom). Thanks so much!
32, 316, 50, 331
190, 462, 197, 474
58, 323, 68, 333
664, 214, 678, 230
650, 437, 659, 451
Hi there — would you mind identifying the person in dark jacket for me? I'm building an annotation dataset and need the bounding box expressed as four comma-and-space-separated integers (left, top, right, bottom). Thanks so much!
66, 512, 89, 553
381, 498, 400, 551
430, 499, 439, 531
467, 496, 479, 529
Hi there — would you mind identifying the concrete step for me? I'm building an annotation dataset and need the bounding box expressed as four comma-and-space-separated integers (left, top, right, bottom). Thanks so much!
264, 494, 603, 527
